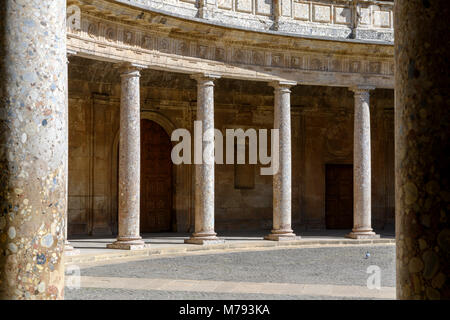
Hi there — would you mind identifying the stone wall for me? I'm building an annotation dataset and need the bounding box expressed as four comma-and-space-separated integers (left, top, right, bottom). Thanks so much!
67, 57, 394, 235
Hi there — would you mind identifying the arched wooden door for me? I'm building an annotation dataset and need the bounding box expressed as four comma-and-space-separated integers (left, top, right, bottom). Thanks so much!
140, 119, 173, 233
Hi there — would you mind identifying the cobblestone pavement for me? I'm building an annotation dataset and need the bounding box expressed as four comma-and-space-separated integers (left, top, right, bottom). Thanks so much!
65, 245, 395, 300
66, 288, 374, 300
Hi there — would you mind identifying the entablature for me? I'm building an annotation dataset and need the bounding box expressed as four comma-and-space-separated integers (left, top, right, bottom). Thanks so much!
67, 0, 394, 88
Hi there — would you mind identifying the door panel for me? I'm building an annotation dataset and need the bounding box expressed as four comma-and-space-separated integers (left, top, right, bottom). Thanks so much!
325, 164, 353, 229
140, 119, 172, 232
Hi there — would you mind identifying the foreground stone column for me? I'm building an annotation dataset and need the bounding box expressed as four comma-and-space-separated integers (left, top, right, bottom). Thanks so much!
107, 64, 146, 250
185, 74, 223, 245
395, 0, 449, 299
346, 86, 379, 239
0, 1, 67, 299
265, 81, 299, 241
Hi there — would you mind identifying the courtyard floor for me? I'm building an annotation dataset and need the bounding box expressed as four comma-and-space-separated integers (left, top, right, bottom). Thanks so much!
65, 230, 395, 300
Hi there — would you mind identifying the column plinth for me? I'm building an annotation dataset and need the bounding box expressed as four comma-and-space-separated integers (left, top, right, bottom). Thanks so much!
265, 81, 300, 241
0, 1, 68, 299
346, 86, 379, 240
185, 74, 224, 245
107, 65, 147, 250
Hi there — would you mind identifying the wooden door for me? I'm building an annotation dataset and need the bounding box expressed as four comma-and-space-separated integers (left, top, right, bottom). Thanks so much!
140, 119, 172, 232
325, 164, 353, 229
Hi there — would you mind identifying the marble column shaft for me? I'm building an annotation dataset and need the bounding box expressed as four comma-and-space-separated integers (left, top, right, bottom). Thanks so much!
265, 81, 299, 241
346, 87, 379, 239
0, 1, 67, 299
107, 65, 145, 250
185, 74, 223, 245
395, 0, 450, 300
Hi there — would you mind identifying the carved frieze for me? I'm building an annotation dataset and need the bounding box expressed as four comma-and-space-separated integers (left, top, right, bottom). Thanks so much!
142, 36, 153, 50
215, 47, 226, 61
105, 27, 116, 42
252, 51, 265, 66
271, 53, 284, 68
87, 22, 98, 38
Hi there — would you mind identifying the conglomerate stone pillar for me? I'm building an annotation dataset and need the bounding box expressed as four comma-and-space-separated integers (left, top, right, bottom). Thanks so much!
346, 86, 379, 239
265, 81, 299, 241
0, 1, 67, 299
185, 74, 223, 245
395, 0, 450, 299
107, 64, 146, 250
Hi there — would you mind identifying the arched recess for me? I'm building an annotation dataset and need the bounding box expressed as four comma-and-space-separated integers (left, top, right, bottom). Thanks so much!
110, 111, 191, 234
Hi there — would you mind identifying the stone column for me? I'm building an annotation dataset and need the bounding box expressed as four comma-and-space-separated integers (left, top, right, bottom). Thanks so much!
185, 74, 223, 245
107, 64, 146, 250
395, 0, 449, 300
0, 1, 67, 299
265, 81, 299, 241
346, 86, 379, 239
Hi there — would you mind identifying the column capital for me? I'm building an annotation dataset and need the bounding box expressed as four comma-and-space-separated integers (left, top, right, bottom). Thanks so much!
116, 62, 145, 77
66, 49, 77, 64
269, 80, 297, 91
191, 73, 221, 85
350, 85, 376, 94
67, 49, 78, 57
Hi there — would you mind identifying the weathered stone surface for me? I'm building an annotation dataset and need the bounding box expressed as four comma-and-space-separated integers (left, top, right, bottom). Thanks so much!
265, 81, 298, 241
395, 0, 450, 300
107, 64, 145, 250
0, 0, 67, 299
346, 87, 379, 239
185, 74, 224, 245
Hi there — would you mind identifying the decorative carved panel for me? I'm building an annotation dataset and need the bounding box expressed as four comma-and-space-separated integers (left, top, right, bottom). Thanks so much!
334, 6, 351, 25
281, 0, 291, 17
218, 0, 233, 10
373, 10, 391, 28
271, 53, 284, 67
252, 51, 265, 66
236, 0, 253, 13
294, 1, 310, 21
313, 4, 331, 23
359, 7, 371, 25
256, 0, 272, 16
215, 47, 226, 61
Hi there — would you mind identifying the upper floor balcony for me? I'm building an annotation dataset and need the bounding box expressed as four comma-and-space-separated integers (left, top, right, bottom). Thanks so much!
115, 0, 394, 43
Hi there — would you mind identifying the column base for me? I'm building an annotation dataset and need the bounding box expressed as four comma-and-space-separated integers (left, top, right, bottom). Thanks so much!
107, 238, 148, 250
345, 230, 380, 239
64, 242, 80, 256
184, 232, 224, 245
264, 230, 300, 241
